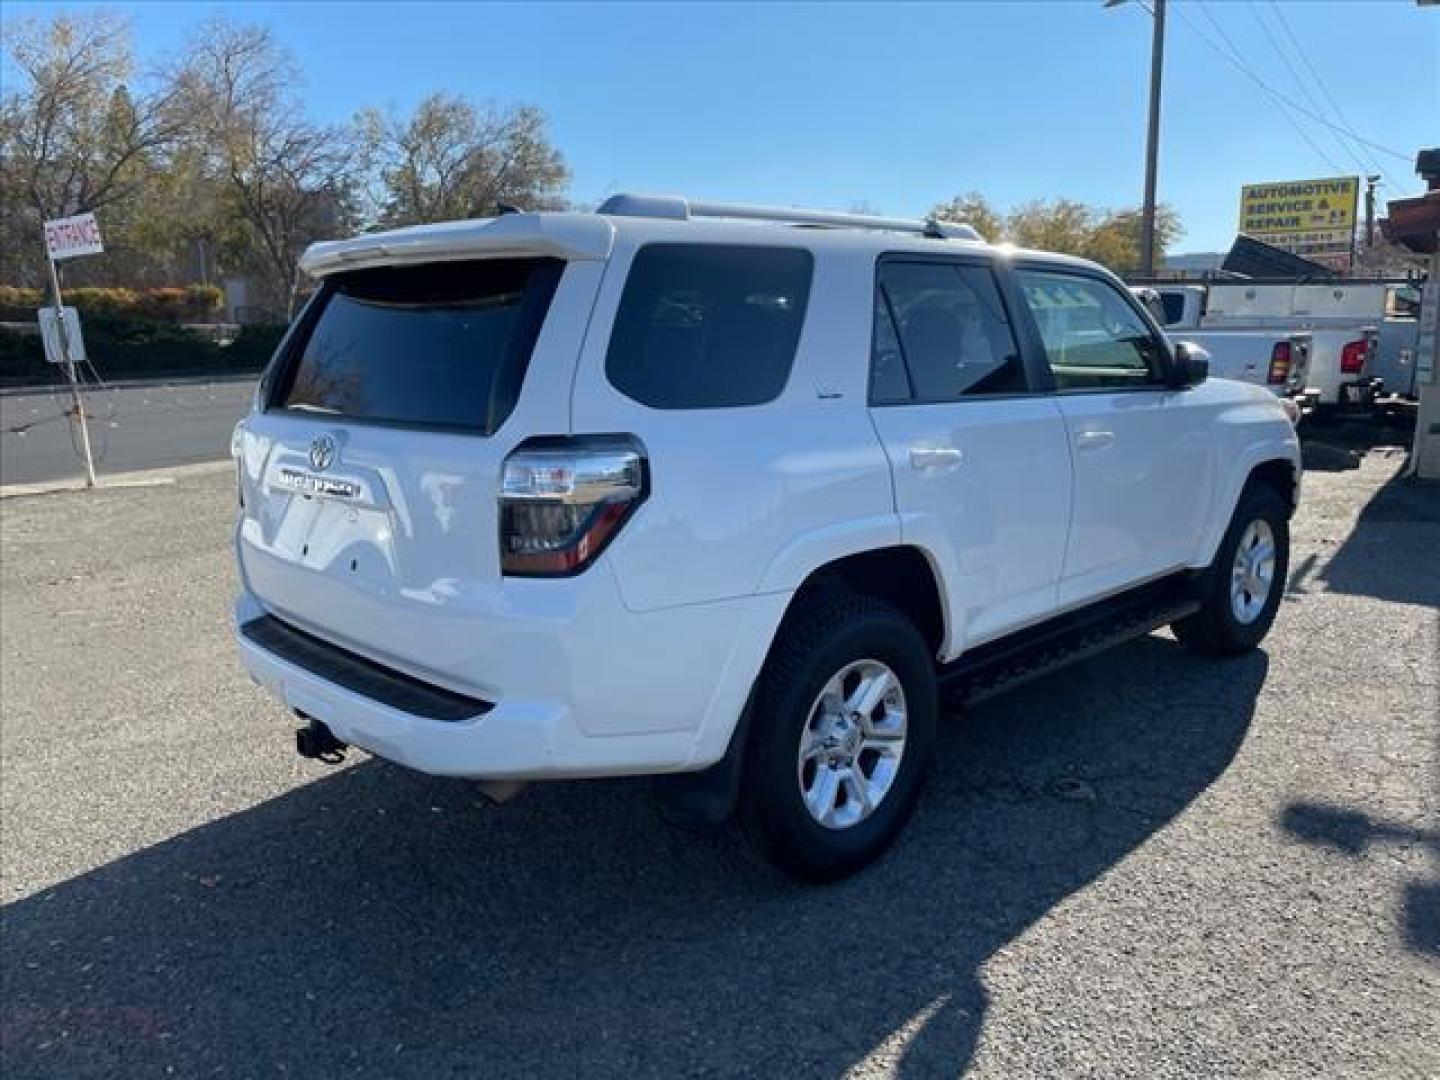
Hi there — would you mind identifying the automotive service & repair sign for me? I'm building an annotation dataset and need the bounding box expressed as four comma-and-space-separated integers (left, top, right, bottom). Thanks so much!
1238, 176, 1358, 267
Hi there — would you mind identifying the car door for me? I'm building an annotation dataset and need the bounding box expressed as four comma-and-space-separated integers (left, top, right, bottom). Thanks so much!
866, 256, 1072, 656
1013, 266, 1214, 608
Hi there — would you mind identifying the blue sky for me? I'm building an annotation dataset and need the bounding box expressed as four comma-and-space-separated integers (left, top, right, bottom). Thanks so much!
6, 1, 1437, 252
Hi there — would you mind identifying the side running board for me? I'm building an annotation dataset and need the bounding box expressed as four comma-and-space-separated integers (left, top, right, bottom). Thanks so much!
938, 575, 1201, 708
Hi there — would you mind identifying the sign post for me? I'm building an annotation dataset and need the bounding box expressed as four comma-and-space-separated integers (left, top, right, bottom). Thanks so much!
42, 212, 105, 488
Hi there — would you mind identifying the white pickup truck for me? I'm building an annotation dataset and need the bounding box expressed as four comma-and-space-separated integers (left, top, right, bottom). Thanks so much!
1132, 286, 1311, 401
1143, 283, 1381, 416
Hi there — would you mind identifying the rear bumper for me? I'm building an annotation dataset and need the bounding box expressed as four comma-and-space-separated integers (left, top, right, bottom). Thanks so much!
1310, 378, 1382, 409
233, 577, 790, 781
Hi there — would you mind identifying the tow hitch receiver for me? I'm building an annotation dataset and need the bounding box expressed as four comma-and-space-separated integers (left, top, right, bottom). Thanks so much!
295, 713, 347, 764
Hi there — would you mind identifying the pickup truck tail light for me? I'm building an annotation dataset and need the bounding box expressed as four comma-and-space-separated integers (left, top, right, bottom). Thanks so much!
1339, 339, 1367, 375
500, 436, 647, 576
1267, 342, 1292, 385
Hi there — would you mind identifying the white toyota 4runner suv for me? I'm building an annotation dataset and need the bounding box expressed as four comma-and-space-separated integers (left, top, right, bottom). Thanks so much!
232, 195, 1300, 881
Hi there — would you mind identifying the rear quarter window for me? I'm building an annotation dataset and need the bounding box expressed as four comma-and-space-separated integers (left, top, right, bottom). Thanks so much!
605, 243, 813, 409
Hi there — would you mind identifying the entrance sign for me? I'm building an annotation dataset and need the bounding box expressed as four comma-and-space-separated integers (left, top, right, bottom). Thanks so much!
40, 213, 103, 486
43, 212, 105, 260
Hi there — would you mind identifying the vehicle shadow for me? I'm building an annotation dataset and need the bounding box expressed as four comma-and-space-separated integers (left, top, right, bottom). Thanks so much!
1315, 461, 1440, 608
1298, 415, 1412, 473
1, 637, 1267, 1079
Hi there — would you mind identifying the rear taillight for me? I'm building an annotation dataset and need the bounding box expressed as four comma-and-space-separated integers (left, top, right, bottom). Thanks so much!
1268, 341, 1292, 385
499, 436, 646, 577
1340, 340, 1366, 375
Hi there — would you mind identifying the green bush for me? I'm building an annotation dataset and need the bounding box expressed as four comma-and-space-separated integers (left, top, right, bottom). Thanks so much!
0, 316, 286, 384
0, 284, 223, 323
227, 324, 287, 366
0, 325, 47, 382
0, 285, 45, 321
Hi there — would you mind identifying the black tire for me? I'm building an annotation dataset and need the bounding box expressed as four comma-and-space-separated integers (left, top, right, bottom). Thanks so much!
1172, 483, 1290, 657
738, 589, 937, 883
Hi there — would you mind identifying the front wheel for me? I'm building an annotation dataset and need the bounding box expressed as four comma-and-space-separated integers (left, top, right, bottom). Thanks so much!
1173, 484, 1290, 656
738, 591, 937, 882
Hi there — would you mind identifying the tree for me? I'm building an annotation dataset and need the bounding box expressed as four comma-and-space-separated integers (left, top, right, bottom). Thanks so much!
1082, 206, 1183, 275
1004, 198, 1098, 254
0, 11, 180, 286
2, 10, 574, 310
170, 18, 360, 316
354, 92, 568, 228
928, 192, 1003, 242
929, 193, 1184, 273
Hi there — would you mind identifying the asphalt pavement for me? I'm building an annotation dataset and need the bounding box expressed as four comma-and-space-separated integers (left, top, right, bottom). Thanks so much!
1, 439, 1436, 1078
0, 379, 254, 486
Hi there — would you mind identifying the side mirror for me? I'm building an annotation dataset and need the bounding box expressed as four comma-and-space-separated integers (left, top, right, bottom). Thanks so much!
1169, 341, 1209, 389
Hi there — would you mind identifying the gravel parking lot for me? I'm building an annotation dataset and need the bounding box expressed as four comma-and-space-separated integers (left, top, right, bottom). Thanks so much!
2, 438, 1436, 1078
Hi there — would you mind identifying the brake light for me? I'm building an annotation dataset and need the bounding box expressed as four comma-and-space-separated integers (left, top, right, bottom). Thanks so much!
499, 437, 646, 576
1340, 340, 1366, 375
1268, 341, 1292, 385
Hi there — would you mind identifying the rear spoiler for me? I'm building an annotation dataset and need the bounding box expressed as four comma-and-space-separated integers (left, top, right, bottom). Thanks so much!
300, 213, 616, 277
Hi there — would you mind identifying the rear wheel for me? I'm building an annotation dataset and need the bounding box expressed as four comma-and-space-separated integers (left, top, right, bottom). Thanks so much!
739, 590, 937, 882
1173, 483, 1290, 656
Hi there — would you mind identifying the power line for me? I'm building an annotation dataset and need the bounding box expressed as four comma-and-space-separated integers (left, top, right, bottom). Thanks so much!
1264, 0, 1413, 194
1192, 2, 1345, 173
1155, 1, 1417, 165
1245, 0, 1374, 177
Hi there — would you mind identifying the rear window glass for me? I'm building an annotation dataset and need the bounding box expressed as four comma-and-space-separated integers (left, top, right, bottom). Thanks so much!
605, 243, 813, 409
874, 261, 1025, 400
275, 257, 563, 432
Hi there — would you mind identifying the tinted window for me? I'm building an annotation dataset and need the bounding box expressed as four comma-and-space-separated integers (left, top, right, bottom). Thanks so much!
1017, 270, 1165, 390
277, 258, 562, 432
870, 290, 911, 403
606, 244, 813, 409
1160, 291, 1186, 327
873, 261, 1024, 401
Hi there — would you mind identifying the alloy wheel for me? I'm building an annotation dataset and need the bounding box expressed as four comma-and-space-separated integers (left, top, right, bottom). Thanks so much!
1230, 518, 1277, 625
796, 659, 908, 830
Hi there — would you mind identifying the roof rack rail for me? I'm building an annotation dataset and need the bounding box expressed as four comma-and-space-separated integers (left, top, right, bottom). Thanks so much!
596, 193, 982, 241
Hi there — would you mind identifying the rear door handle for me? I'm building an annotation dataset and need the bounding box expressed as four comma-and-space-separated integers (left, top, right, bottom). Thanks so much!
908, 444, 964, 472
1075, 429, 1115, 451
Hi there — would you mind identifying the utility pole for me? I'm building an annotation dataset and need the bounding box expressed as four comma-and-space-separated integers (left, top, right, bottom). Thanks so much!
1140, 0, 1166, 277
1363, 175, 1381, 267
1106, 0, 1167, 277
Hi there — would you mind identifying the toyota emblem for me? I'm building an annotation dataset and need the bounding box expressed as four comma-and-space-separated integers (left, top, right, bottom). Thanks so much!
308, 433, 338, 472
